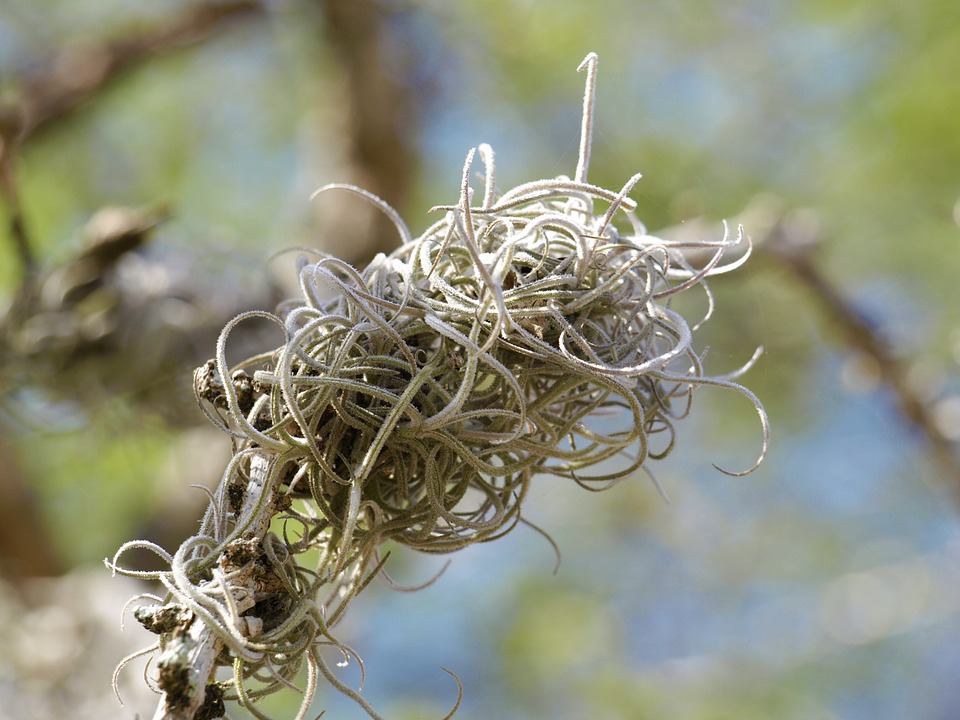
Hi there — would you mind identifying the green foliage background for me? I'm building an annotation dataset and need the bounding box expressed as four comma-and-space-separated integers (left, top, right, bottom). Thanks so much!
1, 1, 959, 718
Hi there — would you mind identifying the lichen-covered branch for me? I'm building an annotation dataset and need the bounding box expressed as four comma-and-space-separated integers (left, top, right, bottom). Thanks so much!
145, 453, 279, 720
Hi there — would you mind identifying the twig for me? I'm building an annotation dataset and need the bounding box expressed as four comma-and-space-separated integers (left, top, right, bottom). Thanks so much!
4, 0, 264, 143
762, 220, 960, 501
0, 104, 35, 279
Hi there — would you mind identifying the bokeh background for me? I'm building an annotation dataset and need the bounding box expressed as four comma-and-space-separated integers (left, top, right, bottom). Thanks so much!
1, 1, 960, 718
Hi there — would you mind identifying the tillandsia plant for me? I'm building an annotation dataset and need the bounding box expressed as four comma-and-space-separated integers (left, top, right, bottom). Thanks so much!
107, 53, 769, 720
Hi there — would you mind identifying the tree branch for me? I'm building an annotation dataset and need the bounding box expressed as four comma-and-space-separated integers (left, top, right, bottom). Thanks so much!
4, 0, 264, 144
0, 1, 264, 296
0, 434, 63, 580
317, 0, 419, 267
0, 105, 35, 280
761, 217, 960, 503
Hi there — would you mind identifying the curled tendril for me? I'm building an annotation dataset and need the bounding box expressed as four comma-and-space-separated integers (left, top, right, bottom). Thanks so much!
110, 52, 767, 720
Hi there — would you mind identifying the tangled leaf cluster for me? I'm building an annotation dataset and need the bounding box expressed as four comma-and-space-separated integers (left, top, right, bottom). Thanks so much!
109, 54, 767, 720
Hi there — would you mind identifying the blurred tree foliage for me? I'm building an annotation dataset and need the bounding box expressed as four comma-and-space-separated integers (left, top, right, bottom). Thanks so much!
1, 1, 959, 719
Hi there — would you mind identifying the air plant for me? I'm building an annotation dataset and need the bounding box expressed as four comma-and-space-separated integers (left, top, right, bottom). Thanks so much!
107, 52, 768, 720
